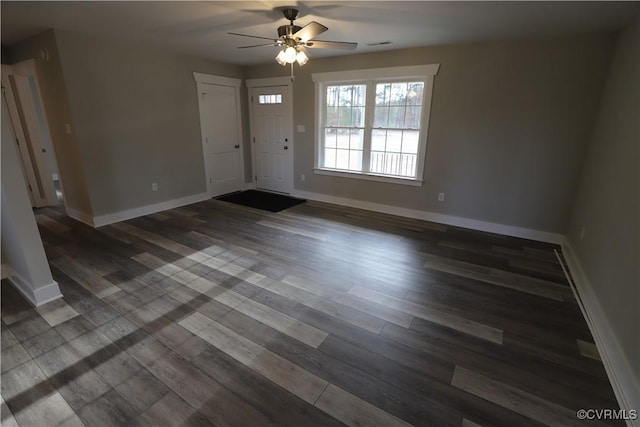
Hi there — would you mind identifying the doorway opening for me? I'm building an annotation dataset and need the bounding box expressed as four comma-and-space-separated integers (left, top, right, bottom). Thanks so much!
1, 60, 63, 209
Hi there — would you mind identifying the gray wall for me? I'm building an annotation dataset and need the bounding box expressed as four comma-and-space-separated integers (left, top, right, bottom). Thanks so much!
6, 30, 93, 216
566, 22, 639, 382
246, 32, 615, 233
53, 30, 245, 217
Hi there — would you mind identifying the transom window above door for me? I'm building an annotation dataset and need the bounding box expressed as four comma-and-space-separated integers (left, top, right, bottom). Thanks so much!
258, 94, 282, 104
312, 65, 439, 186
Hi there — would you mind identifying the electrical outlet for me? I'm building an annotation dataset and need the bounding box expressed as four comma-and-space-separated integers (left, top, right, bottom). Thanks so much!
580, 226, 586, 240
152, 183, 158, 192
300, 174, 305, 182
438, 192, 445, 202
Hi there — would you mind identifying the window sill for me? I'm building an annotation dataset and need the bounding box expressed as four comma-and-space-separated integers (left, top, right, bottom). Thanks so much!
313, 168, 423, 187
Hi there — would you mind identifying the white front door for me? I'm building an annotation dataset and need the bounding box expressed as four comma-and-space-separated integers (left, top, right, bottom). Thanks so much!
195, 75, 244, 198
250, 85, 293, 194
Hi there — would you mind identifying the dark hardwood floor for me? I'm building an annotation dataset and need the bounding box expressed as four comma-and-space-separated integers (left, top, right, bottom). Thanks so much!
1, 199, 621, 426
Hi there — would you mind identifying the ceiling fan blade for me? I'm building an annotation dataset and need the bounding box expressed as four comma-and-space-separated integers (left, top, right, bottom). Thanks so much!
292, 21, 328, 42
306, 40, 358, 50
238, 43, 279, 49
228, 32, 277, 42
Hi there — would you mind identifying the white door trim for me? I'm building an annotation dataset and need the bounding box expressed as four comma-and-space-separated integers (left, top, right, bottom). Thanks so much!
246, 76, 292, 88
193, 72, 245, 198
246, 77, 294, 193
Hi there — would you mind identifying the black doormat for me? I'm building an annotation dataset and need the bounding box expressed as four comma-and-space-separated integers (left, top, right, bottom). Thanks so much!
216, 190, 305, 212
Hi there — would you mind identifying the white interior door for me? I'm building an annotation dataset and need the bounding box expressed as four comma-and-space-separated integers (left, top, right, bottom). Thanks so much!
250, 85, 293, 194
197, 80, 243, 197
1, 67, 57, 207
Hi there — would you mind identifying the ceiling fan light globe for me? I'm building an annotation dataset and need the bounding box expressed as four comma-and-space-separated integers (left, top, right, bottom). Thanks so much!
296, 50, 309, 66
283, 46, 297, 63
275, 50, 288, 66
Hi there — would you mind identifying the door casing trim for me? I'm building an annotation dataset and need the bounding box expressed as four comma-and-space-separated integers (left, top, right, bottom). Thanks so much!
193, 72, 245, 198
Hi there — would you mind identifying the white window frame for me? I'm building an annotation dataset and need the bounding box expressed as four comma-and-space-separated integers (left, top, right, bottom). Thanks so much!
312, 64, 439, 186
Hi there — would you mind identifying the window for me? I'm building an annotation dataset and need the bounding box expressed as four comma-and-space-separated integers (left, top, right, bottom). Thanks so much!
312, 65, 439, 185
258, 94, 282, 104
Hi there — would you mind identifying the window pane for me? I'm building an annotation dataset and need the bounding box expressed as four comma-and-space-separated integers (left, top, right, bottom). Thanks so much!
324, 148, 336, 168
374, 106, 388, 128
407, 83, 424, 105
404, 106, 422, 129
326, 106, 338, 127
336, 149, 350, 169
337, 129, 350, 149
350, 129, 364, 150
402, 131, 419, 154
349, 150, 363, 171
387, 130, 403, 152
353, 106, 365, 127
390, 83, 407, 103
376, 83, 390, 105
327, 86, 339, 106
388, 106, 404, 129
354, 85, 366, 106
325, 129, 337, 148
372, 129, 386, 151
370, 152, 416, 177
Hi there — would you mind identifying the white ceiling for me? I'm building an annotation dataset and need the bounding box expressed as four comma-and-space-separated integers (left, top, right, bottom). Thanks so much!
2, 1, 639, 66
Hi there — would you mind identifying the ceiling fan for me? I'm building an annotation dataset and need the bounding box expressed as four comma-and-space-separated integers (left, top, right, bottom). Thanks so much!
229, 8, 357, 68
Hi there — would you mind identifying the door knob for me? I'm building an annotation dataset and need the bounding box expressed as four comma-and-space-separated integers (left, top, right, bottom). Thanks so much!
284, 145, 289, 150
234, 144, 240, 149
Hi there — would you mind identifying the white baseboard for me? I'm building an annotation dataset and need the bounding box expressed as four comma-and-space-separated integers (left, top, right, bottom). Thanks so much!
1, 263, 10, 280
92, 192, 210, 227
66, 206, 95, 227
292, 189, 564, 244
6, 271, 63, 307
243, 181, 257, 190
562, 242, 639, 427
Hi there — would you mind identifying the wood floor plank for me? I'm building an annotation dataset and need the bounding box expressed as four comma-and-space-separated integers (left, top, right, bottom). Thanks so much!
111, 222, 196, 258
258, 278, 387, 334
266, 333, 459, 426
282, 274, 414, 328
35, 299, 79, 327
147, 350, 275, 426
35, 213, 72, 233
315, 383, 412, 426
383, 322, 618, 410
257, 219, 330, 241
51, 257, 120, 299
193, 346, 345, 427
231, 296, 328, 348
142, 391, 215, 427
349, 285, 504, 344
423, 253, 567, 301
0, 396, 19, 427
462, 418, 485, 427
451, 366, 608, 427
179, 312, 329, 405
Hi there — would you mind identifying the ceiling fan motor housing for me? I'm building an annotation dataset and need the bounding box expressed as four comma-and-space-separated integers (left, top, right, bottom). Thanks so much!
278, 25, 302, 38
